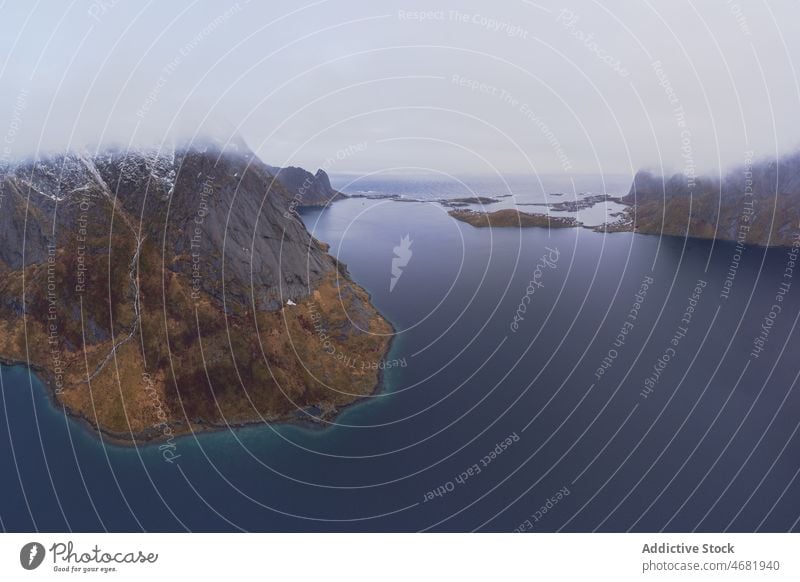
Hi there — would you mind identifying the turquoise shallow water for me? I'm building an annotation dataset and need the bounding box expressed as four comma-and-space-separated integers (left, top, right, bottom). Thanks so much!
2, 190, 800, 532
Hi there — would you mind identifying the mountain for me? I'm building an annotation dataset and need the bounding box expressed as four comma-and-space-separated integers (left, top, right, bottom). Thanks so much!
0, 142, 390, 442
624, 151, 800, 246
265, 164, 344, 208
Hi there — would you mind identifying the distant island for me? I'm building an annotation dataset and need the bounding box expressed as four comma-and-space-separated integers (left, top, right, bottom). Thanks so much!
0, 140, 389, 444
449, 150, 800, 247
438, 196, 501, 207
449, 208, 580, 228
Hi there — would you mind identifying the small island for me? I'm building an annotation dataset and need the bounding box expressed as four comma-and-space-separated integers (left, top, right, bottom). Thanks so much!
449, 208, 581, 228
518, 193, 623, 212
438, 196, 501, 207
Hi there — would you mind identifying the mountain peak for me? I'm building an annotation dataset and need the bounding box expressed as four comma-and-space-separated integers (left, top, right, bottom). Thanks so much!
0, 138, 390, 442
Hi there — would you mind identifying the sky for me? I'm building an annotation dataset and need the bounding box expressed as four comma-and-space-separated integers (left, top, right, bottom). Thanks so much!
1, 0, 799, 178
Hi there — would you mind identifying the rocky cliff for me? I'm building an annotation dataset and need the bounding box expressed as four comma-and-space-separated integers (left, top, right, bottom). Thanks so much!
0, 142, 390, 442
265, 164, 344, 207
624, 151, 800, 246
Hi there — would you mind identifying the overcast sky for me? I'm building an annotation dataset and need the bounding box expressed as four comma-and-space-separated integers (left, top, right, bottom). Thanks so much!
1, 0, 799, 177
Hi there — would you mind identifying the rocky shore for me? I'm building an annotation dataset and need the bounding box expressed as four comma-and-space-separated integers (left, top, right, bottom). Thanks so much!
0, 141, 391, 443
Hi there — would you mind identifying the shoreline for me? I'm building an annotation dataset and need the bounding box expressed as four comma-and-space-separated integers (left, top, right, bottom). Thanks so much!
1, 196, 397, 450
1, 341, 397, 450
444, 200, 800, 249
10, 193, 795, 451
0, 272, 400, 451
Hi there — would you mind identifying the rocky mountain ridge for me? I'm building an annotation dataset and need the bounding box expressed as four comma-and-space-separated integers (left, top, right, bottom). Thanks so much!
0, 142, 390, 443
624, 151, 800, 245
265, 164, 344, 208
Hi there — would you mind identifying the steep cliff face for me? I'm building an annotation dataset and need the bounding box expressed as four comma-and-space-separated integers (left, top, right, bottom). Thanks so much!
0, 143, 391, 441
265, 164, 343, 207
624, 151, 800, 245
2, 146, 333, 307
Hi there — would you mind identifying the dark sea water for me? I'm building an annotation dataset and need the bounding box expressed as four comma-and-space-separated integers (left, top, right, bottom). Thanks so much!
2, 177, 800, 532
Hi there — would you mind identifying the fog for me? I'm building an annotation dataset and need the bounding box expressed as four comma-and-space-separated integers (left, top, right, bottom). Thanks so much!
1, 0, 799, 177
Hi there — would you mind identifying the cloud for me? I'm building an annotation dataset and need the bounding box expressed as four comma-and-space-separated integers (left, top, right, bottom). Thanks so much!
0, 0, 798, 174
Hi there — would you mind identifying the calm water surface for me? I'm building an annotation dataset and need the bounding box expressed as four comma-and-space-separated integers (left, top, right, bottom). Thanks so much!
2, 179, 799, 532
